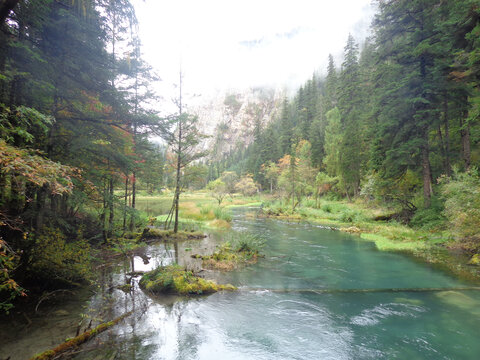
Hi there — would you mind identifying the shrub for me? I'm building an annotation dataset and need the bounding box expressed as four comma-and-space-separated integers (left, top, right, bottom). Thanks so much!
28, 227, 91, 286
409, 197, 446, 230
303, 198, 316, 208
440, 168, 480, 243
321, 204, 333, 213
339, 209, 365, 223
207, 179, 227, 205
0, 239, 25, 314
234, 175, 259, 196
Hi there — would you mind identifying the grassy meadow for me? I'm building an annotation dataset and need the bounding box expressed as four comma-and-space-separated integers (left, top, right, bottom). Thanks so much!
135, 191, 261, 230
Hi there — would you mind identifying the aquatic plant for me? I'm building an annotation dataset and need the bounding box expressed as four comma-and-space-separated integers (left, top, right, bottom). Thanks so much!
195, 232, 265, 270
213, 206, 232, 222
228, 232, 265, 255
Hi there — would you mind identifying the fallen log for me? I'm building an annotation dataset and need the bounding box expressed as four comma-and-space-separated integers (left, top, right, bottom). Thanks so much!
29, 310, 133, 360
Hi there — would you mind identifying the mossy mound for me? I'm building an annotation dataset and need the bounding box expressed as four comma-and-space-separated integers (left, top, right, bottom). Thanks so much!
139, 265, 236, 295
192, 241, 262, 271
141, 228, 206, 242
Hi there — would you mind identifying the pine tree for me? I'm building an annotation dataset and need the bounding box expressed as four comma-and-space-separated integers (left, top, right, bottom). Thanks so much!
337, 34, 365, 197
278, 98, 293, 155
373, 0, 442, 207
325, 54, 338, 110
323, 107, 342, 179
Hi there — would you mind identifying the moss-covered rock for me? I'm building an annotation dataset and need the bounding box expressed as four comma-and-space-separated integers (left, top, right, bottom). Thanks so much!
139, 265, 236, 295
122, 231, 142, 240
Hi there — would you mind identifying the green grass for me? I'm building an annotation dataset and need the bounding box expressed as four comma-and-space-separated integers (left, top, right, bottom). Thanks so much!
225, 201, 263, 208
360, 233, 429, 252
155, 214, 204, 231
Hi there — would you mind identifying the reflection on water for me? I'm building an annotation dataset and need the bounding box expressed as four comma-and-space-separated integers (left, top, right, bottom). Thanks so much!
2, 207, 480, 359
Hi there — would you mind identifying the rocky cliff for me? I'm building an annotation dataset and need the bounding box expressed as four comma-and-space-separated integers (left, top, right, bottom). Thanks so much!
187, 87, 285, 160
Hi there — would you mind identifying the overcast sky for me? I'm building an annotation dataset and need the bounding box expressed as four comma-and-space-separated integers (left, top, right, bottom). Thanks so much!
131, 0, 375, 107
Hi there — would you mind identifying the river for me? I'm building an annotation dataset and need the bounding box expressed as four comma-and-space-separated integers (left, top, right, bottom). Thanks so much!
2, 207, 480, 359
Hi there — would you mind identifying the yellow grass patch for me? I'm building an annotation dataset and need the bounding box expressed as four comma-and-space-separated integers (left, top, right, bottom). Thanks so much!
207, 219, 231, 229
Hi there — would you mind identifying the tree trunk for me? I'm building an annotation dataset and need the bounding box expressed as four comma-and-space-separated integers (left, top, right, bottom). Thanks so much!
61, 195, 69, 218
421, 136, 433, 208
35, 186, 47, 231
174, 139, 181, 233
0, 171, 6, 207
123, 176, 128, 233
443, 94, 451, 177
418, 24, 432, 208
291, 175, 295, 213
100, 179, 107, 242
108, 176, 114, 237
173, 71, 183, 234
129, 171, 136, 231
0, 21, 8, 102
460, 111, 471, 170
131, 172, 136, 208
9, 173, 24, 215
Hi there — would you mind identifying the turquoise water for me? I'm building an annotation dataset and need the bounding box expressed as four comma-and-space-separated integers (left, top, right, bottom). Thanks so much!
2, 208, 480, 359
90, 209, 480, 359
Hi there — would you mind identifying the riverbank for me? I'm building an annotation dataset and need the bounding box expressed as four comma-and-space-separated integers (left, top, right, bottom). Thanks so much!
261, 198, 480, 283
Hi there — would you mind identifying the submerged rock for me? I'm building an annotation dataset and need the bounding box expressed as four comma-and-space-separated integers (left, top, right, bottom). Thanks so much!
435, 290, 480, 316
139, 265, 236, 295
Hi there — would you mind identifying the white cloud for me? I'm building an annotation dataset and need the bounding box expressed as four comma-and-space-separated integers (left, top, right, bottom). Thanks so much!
132, 0, 375, 108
